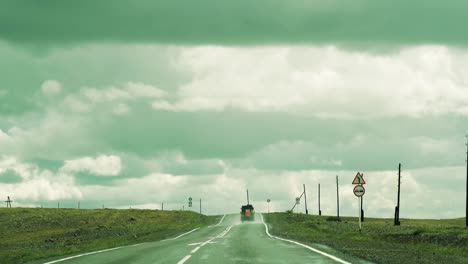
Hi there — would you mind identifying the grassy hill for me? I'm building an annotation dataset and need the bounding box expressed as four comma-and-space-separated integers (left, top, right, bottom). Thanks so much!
264, 213, 468, 264
0, 208, 219, 264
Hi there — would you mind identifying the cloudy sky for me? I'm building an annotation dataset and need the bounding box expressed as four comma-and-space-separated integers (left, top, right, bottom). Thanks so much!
1, 0, 468, 218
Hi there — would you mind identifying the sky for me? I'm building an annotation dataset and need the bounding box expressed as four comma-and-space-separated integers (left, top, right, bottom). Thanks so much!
1, 0, 468, 218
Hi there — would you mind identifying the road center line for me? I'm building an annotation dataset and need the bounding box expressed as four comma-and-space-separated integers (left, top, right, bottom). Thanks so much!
190, 246, 201, 253
261, 214, 352, 264
216, 214, 226, 225
177, 255, 192, 264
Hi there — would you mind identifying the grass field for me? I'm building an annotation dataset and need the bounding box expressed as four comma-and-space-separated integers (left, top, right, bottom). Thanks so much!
0, 208, 219, 264
264, 213, 468, 264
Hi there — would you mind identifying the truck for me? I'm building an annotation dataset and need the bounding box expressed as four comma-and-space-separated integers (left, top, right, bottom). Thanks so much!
240, 189, 255, 221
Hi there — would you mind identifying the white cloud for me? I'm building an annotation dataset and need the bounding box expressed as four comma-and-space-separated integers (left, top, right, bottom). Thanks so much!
81, 82, 165, 103
61, 155, 122, 176
41, 80, 62, 95
152, 45, 468, 118
0, 157, 82, 201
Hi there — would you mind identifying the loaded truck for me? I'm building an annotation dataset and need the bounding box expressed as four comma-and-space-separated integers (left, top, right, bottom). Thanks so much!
241, 189, 255, 221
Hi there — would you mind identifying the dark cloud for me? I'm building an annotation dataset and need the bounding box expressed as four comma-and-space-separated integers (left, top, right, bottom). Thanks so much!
1, 0, 467, 46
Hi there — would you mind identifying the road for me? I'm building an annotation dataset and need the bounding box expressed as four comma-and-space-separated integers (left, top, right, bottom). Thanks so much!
41, 214, 352, 264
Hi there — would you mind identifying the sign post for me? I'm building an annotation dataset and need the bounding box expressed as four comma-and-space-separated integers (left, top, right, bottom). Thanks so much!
352, 172, 366, 232
267, 198, 271, 214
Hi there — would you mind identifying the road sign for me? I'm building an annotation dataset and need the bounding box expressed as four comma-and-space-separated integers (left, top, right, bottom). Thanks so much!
353, 185, 365, 197
189, 197, 192, 201
352, 172, 366, 185
267, 199, 271, 203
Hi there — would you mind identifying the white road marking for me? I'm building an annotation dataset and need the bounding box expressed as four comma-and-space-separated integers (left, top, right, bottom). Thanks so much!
42, 243, 143, 264
208, 214, 226, 227
42, 228, 199, 263
261, 214, 352, 264
216, 214, 226, 225
177, 255, 192, 264
182, 225, 233, 262
162, 228, 200, 241
191, 246, 201, 253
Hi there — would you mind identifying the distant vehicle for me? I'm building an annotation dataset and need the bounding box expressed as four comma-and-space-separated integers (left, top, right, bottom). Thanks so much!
241, 189, 255, 221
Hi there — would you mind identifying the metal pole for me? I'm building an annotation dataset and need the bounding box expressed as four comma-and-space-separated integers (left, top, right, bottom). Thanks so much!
247, 189, 250, 205
336, 175, 340, 218
318, 184, 322, 216
361, 196, 364, 222
358, 197, 362, 232
395, 163, 401, 226
303, 184, 308, 215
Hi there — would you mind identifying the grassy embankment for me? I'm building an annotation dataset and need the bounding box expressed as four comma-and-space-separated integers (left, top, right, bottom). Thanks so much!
0, 208, 219, 264
264, 213, 468, 264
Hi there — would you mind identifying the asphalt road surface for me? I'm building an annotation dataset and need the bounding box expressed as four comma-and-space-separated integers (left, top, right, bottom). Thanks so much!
41, 214, 352, 264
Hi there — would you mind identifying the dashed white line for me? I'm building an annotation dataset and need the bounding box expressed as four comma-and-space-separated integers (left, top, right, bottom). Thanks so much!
179, 225, 234, 263
190, 246, 201, 253
261, 214, 352, 264
177, 255, 192, 264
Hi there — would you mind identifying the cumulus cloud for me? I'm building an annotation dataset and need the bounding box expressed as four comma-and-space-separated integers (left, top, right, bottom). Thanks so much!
0, 157, 82, 201
82, 82, 165, 103
152, 45, 468, 118
41, 80, 62, 95
61, 155, 122, 176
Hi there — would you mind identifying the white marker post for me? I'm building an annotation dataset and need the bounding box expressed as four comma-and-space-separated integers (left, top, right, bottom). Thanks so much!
352, 172, 366, 232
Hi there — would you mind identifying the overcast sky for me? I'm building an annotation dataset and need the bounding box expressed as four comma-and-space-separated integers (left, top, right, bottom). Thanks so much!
1, 1, 468, 218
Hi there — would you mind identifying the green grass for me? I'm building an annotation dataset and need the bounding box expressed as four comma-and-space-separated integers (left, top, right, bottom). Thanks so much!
0, 208, 219, 264
264, 213, 468, 264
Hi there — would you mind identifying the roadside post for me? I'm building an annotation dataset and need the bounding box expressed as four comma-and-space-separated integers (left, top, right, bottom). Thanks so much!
267, 198, 271, 214
5, 196, 12, 208
352, 172, 366, 232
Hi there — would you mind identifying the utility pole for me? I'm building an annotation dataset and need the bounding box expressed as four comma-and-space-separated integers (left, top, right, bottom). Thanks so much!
394, 163, 401, 226
336, 175, 340, 218
303, 184, 308, 215
318, 183, 322, 216
199, 199, 202, 215
465, 135, 468, 227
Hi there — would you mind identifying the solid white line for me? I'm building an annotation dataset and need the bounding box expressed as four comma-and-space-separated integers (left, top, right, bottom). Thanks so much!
217, 225, 233, 238
42, 227, 200, 263
162, 228, 200, 241
261, 214, 352, 264
42, 243, 142, 264
191, 246, 201, 253
177, 255, 192, 264
216, 214, 226, 225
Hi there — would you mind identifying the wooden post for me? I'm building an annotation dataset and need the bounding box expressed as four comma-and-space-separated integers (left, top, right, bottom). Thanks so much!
318, 184, 322, 216
336, 175, 340, 218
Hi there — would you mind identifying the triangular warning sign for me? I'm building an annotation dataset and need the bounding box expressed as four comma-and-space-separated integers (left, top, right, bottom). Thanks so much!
352, 172, 366, 185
